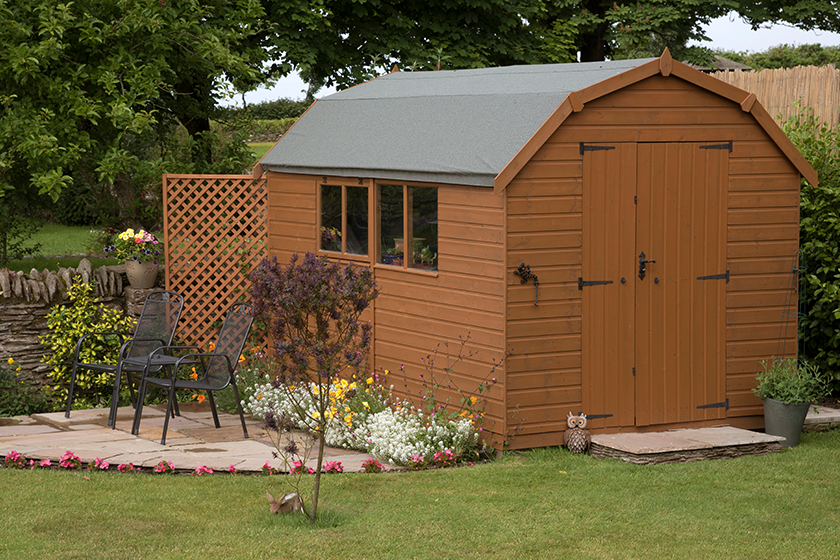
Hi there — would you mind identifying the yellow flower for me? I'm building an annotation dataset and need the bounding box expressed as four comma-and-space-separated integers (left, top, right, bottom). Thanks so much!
362, 401, 370, 410
312, 411, 321, 419
193, 394, 206, 403
470, 396, 478, 405
7, 357, 13, 365
383, 369, 389, 375
189, 367, 198, 380
344, 406, 350, 412
366, 377, 374, 385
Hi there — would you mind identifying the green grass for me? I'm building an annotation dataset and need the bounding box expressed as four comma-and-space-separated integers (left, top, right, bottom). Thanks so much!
4, 223, 120, 272
2, 429, 839, 559
248, 142, 275, 162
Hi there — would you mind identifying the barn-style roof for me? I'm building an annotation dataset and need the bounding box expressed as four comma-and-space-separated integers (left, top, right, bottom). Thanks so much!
259, 58, 654, 187
258, 50, 817, 189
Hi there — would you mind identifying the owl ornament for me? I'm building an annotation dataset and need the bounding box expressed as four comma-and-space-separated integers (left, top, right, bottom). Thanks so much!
563, 412, 591, 454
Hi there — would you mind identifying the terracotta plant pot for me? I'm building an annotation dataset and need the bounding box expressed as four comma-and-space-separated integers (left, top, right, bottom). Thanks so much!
125, 260, 159, 289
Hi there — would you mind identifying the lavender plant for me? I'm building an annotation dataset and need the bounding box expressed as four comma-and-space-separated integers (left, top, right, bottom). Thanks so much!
249, 252, 378, 523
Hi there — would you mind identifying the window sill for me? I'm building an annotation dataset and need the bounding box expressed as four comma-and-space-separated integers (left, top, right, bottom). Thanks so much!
373, 263, 439, 277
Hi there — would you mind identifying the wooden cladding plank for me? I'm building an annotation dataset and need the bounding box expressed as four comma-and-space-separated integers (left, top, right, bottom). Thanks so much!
508, 318, 581, 338
729, 175, 802, 192
507, 196, 581, 215
728, 208, 800, 225
508, 283, 579, 304
507, 231, 581, 250
515, 161, 582, 180
555, 124, 765, 144
507, 351, 581, 373
441, 222, 504, 244
729, 257, 796, 275
727, 305, 786, 325
727, 224, 799, 242
729, 157, 797, 176
586, 89, 734, 109
507, 179, 582, 197
728, 273, 792, 292
570, 107, 755, 127
507, 386, 582, 408
506, 369, 581, 391
531, 143, 586, 162
725, 290, 789, 309
506, 249, 580, 269
728, 192, 800, 208
508, 214, 582, 233
728, 241, 799, 259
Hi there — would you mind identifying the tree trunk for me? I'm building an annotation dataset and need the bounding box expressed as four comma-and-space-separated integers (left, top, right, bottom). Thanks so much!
310, 432, 326, 523
113, 171, 143, 230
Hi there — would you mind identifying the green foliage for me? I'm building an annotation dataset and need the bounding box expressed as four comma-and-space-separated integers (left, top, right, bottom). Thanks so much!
0, 211, 42, 267
753, 358, 831, 404
715, 44, 840, 71
40, 283, 136, 403
781, 107, 840, 387
52, 184, 98, 227
241, 98, 310, 119
0, 361, 56, 417
0, 0, 268, 227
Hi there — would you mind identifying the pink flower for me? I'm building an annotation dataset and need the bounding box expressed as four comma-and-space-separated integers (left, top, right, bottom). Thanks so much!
193, 465, 214, 476
40, 459, 51, 468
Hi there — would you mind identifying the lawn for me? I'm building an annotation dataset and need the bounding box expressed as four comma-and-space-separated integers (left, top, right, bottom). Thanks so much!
2, 429, 838, 559
4, 223, 121, 272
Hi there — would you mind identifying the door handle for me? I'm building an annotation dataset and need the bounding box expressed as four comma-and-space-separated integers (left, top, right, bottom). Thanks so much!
639, 251, 657, 280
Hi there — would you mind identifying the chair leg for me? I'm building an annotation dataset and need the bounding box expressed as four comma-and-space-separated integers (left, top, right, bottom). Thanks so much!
207, 391, 221, 428
131, 369, 151, 435
108, 364, 124, 428
65, 362, 80, 418
161, 383, 176, 446
231, 382, 249, 439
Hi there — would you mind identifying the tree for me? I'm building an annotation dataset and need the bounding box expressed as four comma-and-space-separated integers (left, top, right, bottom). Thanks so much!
0, 0, 267, 227
262, 0, 572, 95
715, 44, 840, 70
249, 252, 378, 522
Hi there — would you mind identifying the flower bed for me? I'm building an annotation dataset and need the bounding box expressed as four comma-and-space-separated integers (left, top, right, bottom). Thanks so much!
245, 366, 489, 467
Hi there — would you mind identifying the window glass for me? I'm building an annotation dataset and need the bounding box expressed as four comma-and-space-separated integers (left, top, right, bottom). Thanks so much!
345, 186, 368, 255
409, 187, 438, 271
378, 184, 404, 266
320, 184, 342, 252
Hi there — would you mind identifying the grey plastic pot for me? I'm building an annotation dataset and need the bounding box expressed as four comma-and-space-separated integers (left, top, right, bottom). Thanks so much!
763, 397, 811, 448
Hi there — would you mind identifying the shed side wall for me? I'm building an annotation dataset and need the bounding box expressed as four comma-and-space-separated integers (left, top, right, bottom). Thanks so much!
266, 174, 509, 443
505, 74, 800, 447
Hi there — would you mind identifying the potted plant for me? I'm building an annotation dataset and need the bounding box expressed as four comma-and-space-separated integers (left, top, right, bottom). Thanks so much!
382, 245, 404, 266
752, 358, 830, 447
104, 228, 163, 289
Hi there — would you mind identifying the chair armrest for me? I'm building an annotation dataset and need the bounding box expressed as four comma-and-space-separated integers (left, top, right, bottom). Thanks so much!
119, 337, 169, 360
73, 331, 125, 362
173, 352, 234, 381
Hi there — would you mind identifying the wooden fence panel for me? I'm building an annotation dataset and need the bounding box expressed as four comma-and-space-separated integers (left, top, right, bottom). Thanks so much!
163, 174, 267, 350
711, 65, 840, 127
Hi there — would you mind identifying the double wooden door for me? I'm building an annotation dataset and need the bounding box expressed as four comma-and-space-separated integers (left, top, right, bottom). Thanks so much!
581, 142, 728, 429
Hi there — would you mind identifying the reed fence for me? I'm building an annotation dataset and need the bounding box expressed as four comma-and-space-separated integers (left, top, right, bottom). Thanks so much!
711, 65, 840, 127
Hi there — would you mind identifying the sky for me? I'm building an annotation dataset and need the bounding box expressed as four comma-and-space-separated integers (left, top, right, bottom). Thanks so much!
222, 12, 840, 107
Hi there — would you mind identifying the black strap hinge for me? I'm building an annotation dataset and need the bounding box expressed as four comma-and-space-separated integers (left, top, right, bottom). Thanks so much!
580, 142, 616, 155
697, 398, 729, 411
581, 413, 614, 420
578, 278, 614, 290
700, 140, 733, 152
697, 270, 729, 282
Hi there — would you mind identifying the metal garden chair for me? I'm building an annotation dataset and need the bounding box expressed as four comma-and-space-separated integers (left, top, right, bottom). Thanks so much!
64, 290, 185, 428
130, 302, 253, 445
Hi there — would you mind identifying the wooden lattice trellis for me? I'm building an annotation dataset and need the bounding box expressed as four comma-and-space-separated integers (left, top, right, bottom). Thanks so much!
163, 174, 267, 350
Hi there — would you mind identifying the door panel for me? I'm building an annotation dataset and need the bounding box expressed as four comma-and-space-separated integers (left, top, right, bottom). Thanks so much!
635, 143, 728, 426
582, 142, 728, 430
581, 144, 636, 430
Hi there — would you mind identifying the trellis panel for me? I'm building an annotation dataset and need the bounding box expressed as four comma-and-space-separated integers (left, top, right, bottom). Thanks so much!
163, 174, 267, 350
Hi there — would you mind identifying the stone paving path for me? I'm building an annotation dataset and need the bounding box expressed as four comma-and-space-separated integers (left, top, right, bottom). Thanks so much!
0, 402, 387, 473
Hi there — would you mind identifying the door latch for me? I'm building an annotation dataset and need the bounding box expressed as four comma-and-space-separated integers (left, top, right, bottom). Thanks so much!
639, 251, 657, 280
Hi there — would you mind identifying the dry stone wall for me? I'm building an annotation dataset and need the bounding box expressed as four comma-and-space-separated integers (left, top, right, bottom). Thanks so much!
0, 259, 151, 387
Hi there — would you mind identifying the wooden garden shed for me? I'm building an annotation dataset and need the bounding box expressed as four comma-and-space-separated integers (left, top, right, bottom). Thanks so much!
257, 49, 817, 449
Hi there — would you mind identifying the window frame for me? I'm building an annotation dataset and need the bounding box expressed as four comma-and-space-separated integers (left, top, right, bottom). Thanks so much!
316, 177, 373, 263
375, 182, 438, 274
